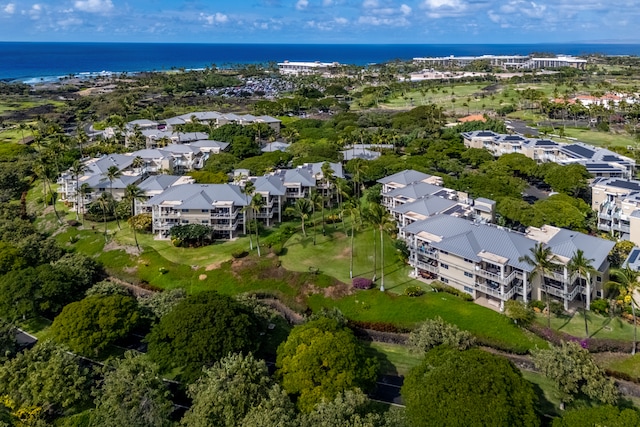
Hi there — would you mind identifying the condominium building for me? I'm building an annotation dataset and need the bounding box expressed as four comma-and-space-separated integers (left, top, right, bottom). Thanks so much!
404, 214, 613, 311
591, 177, 640, 244
413, 54, 587, 70
462, 131, 635, 179
144, 184, 248, 240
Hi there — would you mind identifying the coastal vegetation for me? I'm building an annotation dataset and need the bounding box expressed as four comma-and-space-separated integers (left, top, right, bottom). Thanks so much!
1, 55, 640, 424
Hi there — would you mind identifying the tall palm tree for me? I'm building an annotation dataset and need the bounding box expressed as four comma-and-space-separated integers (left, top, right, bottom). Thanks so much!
607, 267, 640, 355
321, 162, 335, 210
310, 189, 324, 244
96, 192, 115, 242
345, 199, 360, 279
519, 243, 559, 328
105, 166, 122, 229
131, 156, 145, 176
568, 249, 595, 338
248, 194, 265, 257
124, 184, 146, 250
69, 161, 87, 221
285, 198, 312, 237
78, 183, 92, 226
241, 181, 255, 251
365, 203, 396, 292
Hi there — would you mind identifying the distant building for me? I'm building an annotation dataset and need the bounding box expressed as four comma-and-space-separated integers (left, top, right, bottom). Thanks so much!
413, 54, 586, 70
277, 60, 341, 76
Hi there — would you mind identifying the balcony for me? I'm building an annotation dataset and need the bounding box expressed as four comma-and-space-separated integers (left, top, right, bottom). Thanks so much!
545, 270, 566, 283
475, 283, 518, 300
543, 284, 583, 300
414, 260, 439, 274
475, 268, 520, 285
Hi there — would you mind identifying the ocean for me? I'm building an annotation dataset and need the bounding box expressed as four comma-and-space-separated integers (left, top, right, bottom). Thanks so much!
2, 42, 640, 84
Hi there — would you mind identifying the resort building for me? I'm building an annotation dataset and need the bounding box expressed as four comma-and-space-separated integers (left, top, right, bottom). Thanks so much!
462, 131, 635, 179
590, 177, 640, 244
277, 61, 341, 76
404, 214, 612, 311
413, 54, 587, 70
144, 184, 248, 240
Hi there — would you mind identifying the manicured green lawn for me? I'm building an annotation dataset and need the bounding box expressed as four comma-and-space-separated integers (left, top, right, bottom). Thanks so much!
537, 311, 636, 341
595, 352, 640, 381
558, 127, 637, 148
364, 341, 423, 376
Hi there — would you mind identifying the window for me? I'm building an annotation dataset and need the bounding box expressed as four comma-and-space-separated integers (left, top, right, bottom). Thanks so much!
464, 271, 473, 278
441, 278, 449, 284
440, 250, 449, 255
202, 209, 209, 213
596, 276, 602, 282
181, 209, 189, 212
440, 263, 449, 269
464, 258, 473, 263
464, 286, 473, 293
201, 220, 209, 224
181, 220, 188, 224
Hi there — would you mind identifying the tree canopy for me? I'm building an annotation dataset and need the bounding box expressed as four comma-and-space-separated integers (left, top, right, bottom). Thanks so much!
276, 317, 379, 412
50, 294, 140, 357
146, 291, 262, 383
552, 405, 640, 427
401, 347, 539, 427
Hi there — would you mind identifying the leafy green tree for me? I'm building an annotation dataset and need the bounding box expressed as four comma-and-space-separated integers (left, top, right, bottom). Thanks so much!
0, 319, 17, 362
137, 288, 186, 323
552, 405, 640, 427
609, 240, 635, 268
542, 163, 590, 197
276, 317, 379, 412
504, 300, 535, 326
532, 341, 619, 408
169, 223, 213, 247
91, 352, 174, 427
123, 184, 146, 250
146, 292, 262, 383
182, 352, 293, 427
402, 347, 539, 427
298, 389, 402, 427
0, 267, 39, 320
85, 280, 131, 297
0, 340, 91, 418
408, 316, 476, 353
50, 295, 139, 357
0, 242, 26, 275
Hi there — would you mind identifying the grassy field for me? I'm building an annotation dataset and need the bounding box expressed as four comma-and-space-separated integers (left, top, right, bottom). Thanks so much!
557, 127, 638, 148
537, 311, 637, 341
595, 352, 640, 381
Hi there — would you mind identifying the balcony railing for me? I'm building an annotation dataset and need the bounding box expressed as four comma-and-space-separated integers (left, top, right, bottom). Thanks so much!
545, 270, 566, 283
414, 260, 439, 274
475, 283, 518, 300
543, 285, 583, 300
475, 268, 520, 285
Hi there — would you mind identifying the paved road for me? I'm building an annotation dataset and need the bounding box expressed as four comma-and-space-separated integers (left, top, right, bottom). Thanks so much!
505, 119, 539, 137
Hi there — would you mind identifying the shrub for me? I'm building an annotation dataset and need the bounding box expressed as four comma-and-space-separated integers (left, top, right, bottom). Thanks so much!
408, 316, 476, 353
404, 286, 425, 297
549, 301, 565, 316
504, 300, 535, 326
431, 282, 473, 301
528, 300, 545, 311
67, 219, 80, 227
590, 298, 608, 315
349, 320, 411, 334
352, 277, 373, 290
270, 243, 286, 256
231, 249, 249, 259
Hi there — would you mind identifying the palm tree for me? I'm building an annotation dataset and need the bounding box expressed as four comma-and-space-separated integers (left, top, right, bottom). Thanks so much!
365, 203, 396, 292
131, 156, 145, 176
568, 249, 595, 337
519, 243, 559, 328
105, 166, 122, 229
286, 198, 312, 237
321, 162, 335, 210
607, 267, 640, 355
241, 181, 255, 251
310, 189, 324, 243
78, 183, 92, 226
345, 199, 360, 279
69, 161, 87, 221
248, 194, 265, 257
124, 184, 146, 250
96, 192, 115, 242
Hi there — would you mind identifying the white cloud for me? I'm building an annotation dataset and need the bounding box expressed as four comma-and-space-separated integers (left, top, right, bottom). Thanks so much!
422, 0, 468, 18
296, 0, 309, 10
200, 12, 229, 26
323, 0, 333, 5
57, 17, 83, 28
363, 0, 378, 9
74, 0, 114, 13
358, 15, 409, 26
334, 16, 348, 24
400, 4, 411, 15
3, 3, 15, 14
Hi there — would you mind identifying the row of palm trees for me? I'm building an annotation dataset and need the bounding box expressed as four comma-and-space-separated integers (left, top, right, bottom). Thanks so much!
520, 243, 640, 354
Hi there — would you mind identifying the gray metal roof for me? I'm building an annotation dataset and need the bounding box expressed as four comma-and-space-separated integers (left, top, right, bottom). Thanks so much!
377, 169, 433, 186
545, 229, 615, 271
392, 195, 458, 217
139, 175, 183, 192
253, 175, 286, 196
146, 184, 247, 209
385, 182, 443, 200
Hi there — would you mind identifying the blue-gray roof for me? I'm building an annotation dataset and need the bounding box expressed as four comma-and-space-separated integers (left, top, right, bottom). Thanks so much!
146, 184, 248, 209
377, 169, 433, 186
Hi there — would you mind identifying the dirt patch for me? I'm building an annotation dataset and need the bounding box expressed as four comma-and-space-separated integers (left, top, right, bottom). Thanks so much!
335, 246, 351, 260
123, 266, 138, 274
104, 240, 140, 255
205, 261, 223, 271
199, 274, 207, 281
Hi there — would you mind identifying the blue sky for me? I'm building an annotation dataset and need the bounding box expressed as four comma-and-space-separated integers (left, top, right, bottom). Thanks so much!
0, 0, 638, 44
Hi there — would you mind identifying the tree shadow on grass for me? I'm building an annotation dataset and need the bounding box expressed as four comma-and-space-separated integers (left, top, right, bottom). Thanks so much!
528, 380, 559, 425
361, 340, 398, 377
